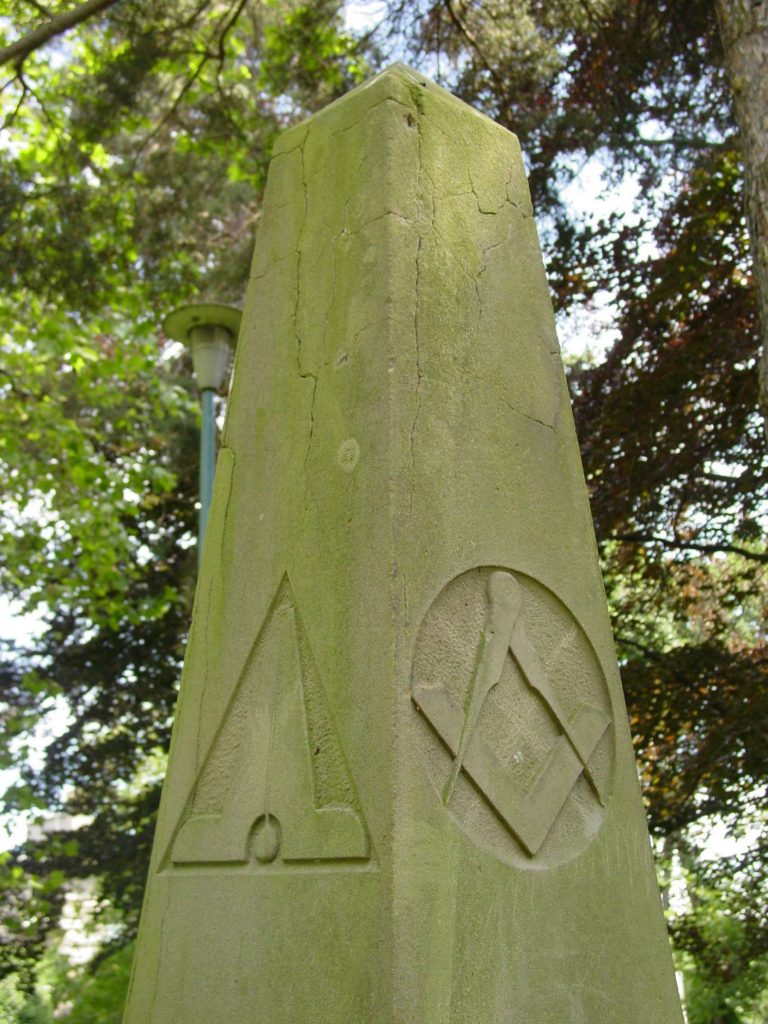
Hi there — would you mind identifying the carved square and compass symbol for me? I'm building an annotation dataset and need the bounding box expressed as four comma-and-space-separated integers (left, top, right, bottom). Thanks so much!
411, 567, 615, 868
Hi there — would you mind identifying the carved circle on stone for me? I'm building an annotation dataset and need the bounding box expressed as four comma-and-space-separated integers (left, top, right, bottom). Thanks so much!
411, 567, 615, 869
336, 437, 360, 472
250, 814, 282, 864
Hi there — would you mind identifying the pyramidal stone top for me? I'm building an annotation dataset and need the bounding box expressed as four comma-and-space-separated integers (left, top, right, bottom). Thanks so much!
123, 61, 683, 1024
273, 61, 515, 157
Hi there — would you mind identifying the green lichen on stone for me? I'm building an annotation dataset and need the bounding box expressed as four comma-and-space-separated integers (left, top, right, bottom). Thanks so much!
124, 64, 683, 1024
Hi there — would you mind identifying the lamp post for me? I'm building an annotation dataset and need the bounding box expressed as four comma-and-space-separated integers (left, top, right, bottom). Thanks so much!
164, 302, 242, 555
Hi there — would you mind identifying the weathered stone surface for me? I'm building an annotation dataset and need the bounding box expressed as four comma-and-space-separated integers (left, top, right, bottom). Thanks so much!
124, 64, 683, 1023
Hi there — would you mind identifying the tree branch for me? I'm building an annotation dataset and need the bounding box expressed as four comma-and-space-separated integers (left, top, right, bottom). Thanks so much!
135, 50, 211, 158
1, 73, 28, 130
441, 0, 509, 102
22, 0, 54, 17
614, 634, 667, 661
610, 531, 768, 564
135, 0, 248, 160
0, 0, 122, 69
639, 135, 732, 152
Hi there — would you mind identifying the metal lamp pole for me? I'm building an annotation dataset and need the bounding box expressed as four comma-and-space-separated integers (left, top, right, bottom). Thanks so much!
164, 303, 242, 555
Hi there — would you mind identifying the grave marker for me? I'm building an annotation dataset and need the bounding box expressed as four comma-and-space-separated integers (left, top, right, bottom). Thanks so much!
124, 63, 683, 1024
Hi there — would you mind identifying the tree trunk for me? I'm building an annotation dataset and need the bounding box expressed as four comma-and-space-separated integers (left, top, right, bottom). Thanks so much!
716, 0, 768, 442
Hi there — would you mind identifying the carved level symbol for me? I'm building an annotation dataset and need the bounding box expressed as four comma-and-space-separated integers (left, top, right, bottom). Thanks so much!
164, 574, 369, 870
412, 570, 610, 856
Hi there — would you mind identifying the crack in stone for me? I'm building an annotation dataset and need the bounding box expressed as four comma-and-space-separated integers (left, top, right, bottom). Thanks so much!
323, 200, 347, 352
150, 885, 172, 1016
425, 211, 486, 332
468, 169, 532, 219
497, 397, 556, 431
306, 316, 392, 376
469, 184, 500, 215
272, 132, 307, 158
294, 134, 309, 375
249, 252, 295, 282
416, 367, 557, 432
329, 93, 415, 138
194, 443, 236, 771
404, 97, 544, 512
303, 378, 318, 496
467, 153, 504, 216
465, 141, 534, 220
549, 352, 565, 431
218, 445, 235, 542
290, 132, 320, 511
408, 107, 426, 516
481, 237, 508, 262
507, 195, 533, 218
504, 160, 534, 219
409, 247, 423, 515
350, 209, 414, 234
476, 231, 514, 326
467, 366, 557, 430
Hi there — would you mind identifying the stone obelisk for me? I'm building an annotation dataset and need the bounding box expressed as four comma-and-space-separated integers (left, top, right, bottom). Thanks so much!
124, 64, 683, 1023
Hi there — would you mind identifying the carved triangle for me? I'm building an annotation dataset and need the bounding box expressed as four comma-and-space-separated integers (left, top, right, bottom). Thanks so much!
162, 574, 370, 870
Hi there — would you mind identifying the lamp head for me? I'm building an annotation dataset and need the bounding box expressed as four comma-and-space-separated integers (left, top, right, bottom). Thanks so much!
163, 303, 242, 393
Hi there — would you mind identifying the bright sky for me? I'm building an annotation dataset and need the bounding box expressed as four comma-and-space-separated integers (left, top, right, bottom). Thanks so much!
345, 1, 389, 34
